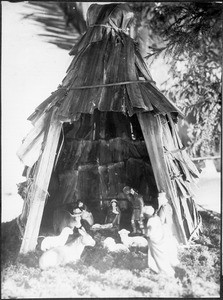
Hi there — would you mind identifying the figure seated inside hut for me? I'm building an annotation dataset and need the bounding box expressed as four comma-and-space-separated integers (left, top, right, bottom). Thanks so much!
104, 199, 121, 229
91, 199, 122, 231
57, 200, 94, 233
76, 200, 94, 231
68, 200, 94, 224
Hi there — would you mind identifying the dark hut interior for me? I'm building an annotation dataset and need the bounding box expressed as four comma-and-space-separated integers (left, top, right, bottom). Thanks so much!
41, 110, 158, 232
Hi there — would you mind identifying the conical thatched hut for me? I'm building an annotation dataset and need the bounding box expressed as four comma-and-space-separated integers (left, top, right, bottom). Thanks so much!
17, 3, 201, 254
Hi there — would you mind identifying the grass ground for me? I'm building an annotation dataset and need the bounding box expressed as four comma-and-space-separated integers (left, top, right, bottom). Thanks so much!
1, 210, 221, 298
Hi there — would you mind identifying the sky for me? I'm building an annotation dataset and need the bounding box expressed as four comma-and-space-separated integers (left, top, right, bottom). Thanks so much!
2, 1, 72, 220
2, 2, 71, 189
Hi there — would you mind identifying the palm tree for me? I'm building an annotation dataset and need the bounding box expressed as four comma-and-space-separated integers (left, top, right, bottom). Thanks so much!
21, 1, 86, 50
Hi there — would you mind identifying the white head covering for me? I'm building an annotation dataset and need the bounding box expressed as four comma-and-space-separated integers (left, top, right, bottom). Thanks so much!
143, 206, 155, 217
158, 192, 168, 206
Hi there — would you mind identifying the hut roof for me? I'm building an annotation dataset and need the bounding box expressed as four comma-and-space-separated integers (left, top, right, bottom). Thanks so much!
28, 3, 184, 126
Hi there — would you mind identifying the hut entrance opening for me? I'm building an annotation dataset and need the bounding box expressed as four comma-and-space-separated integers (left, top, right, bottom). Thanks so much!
41, 109, 158, 232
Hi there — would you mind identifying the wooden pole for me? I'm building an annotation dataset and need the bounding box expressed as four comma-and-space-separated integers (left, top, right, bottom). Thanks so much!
20, 108, 62, 253
137, 112, 187, 244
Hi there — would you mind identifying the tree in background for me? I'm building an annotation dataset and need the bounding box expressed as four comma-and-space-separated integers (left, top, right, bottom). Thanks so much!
25, 1, 222, 157
130, 2, 222, 157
